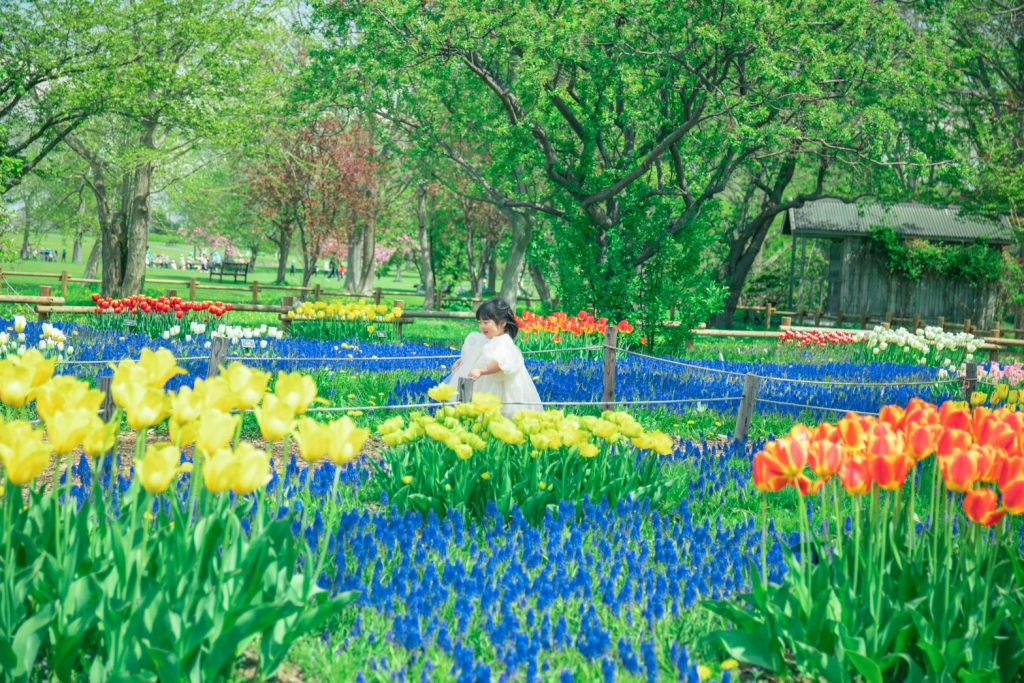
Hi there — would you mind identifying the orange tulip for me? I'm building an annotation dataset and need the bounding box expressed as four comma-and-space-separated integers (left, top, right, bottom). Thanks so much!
940, 402, 972, 432
839, 457, 872, 495
837, 415, 870, 453
973, 412, 1015, 453
808, 439, 844, 479
811, 422, 838, 443
963, 487, 1006, 527
906, 424, 942, 461
942, 445, 983, 492
879, 405, 905, 431
866, 424, 911, 490
998, 459, 1024, 515
753, 438, 807, 493
937, 429, 972, 458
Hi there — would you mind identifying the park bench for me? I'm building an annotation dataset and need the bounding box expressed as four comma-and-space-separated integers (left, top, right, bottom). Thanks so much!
209, 261, 249, 283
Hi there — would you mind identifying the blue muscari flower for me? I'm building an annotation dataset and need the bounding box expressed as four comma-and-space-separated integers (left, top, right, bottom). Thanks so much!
601, 657, 616, 683
559, 670, 574, 683
575, 606, 610, 660
619, 637, 641, 675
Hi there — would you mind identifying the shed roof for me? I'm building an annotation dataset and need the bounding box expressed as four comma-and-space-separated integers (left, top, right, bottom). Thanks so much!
783, 199, 1014, 245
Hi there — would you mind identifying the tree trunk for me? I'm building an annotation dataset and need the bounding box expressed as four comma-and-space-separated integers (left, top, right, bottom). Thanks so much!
83, 239, 101, 279
528, 260, 554, 309
499, 211, 532, 308
274, 221, 293, 284
72, 231, 83, 263
357, 215, 377, 293
416, 183, 436, 310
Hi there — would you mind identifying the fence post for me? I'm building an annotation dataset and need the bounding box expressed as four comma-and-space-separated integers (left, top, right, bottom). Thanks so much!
992, 321, 1002, 339
780, 316, 792, 329
860, 312, 869, 329
963, 318, 972, 334
836, 309, 845, 328
313, 283, 322, 302
964, 361, 978, 402
97, 376, 115, 422
937, 316, 946, 331
797, 307, 806, 326
912, 314, 921, 331
457, 377, 475, 404
206, 336, 229, 378
38, 286, 52, 321
189, 278, 197, 301
436, 289, 444, 311
60, 270, 69, 297
765, 304, 774, 329
734, 373, 761, 442
251, 281, 260, 305
602, 327, 618, 410
814, 308, 822, 326
373, 288, 382, 305
165, 289, 177, 298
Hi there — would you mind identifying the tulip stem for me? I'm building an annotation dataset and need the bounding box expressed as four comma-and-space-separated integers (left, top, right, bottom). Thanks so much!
760, 493, 767, 584
832, 478, 843, 559
853, 498, 862, 595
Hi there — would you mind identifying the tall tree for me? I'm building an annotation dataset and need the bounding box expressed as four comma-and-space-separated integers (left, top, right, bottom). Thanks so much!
64, 0, 281, 297
310, 0, 950, 323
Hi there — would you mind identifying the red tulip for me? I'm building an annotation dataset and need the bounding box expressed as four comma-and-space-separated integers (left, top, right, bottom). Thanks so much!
808, 439, 844, 478
906, 424, 942, 461
963, 487, 1006, 527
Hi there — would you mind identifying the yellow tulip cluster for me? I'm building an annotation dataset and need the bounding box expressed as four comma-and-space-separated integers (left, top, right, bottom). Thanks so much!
377, 392, 675, 459
287, 300, 403, 322
0, 350, 120, 485
0, 347, 372, 497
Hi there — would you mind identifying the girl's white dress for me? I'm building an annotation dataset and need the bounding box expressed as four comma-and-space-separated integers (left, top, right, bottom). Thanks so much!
444, 332, 542, 416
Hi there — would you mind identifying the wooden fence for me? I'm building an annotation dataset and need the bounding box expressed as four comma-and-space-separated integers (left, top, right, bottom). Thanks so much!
0, 268, 535, 311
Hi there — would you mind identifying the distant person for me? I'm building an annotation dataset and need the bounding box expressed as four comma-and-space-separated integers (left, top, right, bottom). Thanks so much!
32, 247, 38, 260
289, 259, 296, 276
61, 248, 66, 262
212, 250, 222, 266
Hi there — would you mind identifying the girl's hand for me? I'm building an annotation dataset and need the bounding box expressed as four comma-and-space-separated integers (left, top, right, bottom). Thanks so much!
452, 359, 463, 372
468, 369, 482, 380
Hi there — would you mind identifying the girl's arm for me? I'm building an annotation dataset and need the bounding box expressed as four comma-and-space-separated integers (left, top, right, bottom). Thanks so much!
468, 360, 501, 380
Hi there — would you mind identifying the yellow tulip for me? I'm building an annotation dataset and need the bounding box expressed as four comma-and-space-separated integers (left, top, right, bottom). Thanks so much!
577, 442, 600, 458
46, 408, 98, 455
169, 417, 199, 447
0, 421, 52, 485
255, 394, 295, 442
18, 349, 57, 389
222, 363, 270, 410
401, 475, 413, 485
136, 443, 180, 494
326, 416, 369, 465
453, 443, 473, 460
83, 418, 119, 458
193, 376, 236, 412
648, 431, 674, 456
203, 447, 237, 494
378, 416, 405, 435
111, 361, 150, 409
122, 384, 170, 430
169, 385, 203, 424
196, 410, 240, 456
138, 348, 185, 388
231, 442, 271, 495
34, 376, 104, 423
0, 360, 36, 407
293, 417, 330, 462
427, 383, 456, 402
275, 371, 318, 414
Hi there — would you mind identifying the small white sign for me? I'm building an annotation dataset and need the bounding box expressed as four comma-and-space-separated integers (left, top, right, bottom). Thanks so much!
376, 331, 387, 338
240, 338, 257, 349
123, 319, 137, 327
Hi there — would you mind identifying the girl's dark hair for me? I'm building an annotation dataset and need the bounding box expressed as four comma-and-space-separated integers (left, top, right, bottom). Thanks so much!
476, 297, 519, 338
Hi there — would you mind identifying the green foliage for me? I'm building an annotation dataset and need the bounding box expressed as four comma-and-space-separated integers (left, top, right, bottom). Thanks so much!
868, 225, 1004, 284
0, 479, 353, 681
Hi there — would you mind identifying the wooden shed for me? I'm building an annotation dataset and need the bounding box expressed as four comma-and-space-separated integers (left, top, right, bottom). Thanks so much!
782, 199, 1013, 329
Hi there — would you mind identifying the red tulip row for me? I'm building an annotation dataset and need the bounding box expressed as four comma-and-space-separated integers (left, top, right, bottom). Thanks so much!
517, 310, 634, 337
91, 294, 233, 319
779, 329, 860, 347
754, 399, 1024, 526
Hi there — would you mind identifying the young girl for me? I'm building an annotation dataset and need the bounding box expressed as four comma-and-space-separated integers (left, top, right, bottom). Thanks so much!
445, 298, 542, 416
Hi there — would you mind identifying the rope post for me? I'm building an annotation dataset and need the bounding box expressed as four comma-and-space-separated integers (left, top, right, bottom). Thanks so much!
373, 288, 382, 305
60, 270, 69, 297
602, 327, 618, 410
189, 278, 197, 301
814, 308, 822, 326
765, 304, 774, 329
251, 281, 260, 305
836, 309, 845, 328
913, 314, 922, 331
165, 289, 177, 298
206, 336, 229, 378
457, 377, 475, 404
313, 283, 322, 302
964, 362, 978, 402
860, 312, 869, 330
97, 376, 115, 422
797, 307, 806, 325
436, 289, 444, 311
38, 286, 52, 321
964, 318, 972, 334
938, 316, 945, 331
993, 321, 1002, 339
734, 373, 761, 442
780, 316, 792, 329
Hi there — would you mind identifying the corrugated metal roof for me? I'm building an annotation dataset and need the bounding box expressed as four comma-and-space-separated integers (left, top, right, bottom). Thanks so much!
784, 199, 1014, 245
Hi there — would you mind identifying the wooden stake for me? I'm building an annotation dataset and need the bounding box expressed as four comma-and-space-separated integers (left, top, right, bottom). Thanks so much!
206, 336, 229, 378
735, 374, 761, 442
